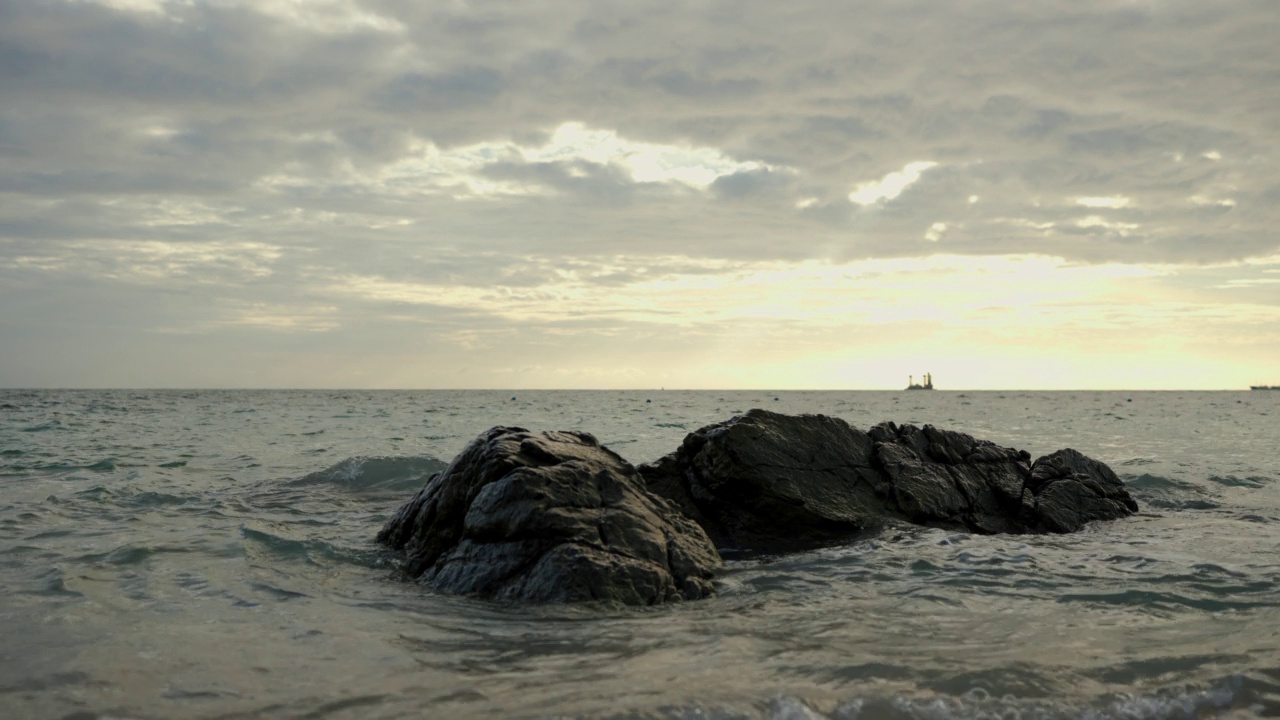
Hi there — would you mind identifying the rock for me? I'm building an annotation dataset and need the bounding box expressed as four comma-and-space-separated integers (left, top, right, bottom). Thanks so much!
1026, 448, 1140, 532
638, 411, 889, 553
868, 420, 1036, 535
639, 409, 1137, 553
376, 427, 720, 605
378, 411, 1139, 604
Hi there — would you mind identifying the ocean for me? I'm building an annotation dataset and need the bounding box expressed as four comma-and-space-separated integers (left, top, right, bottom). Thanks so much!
1, 389, 1277, 719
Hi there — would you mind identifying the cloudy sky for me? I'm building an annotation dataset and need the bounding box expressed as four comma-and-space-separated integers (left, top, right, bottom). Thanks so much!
2, 0, 1278, 389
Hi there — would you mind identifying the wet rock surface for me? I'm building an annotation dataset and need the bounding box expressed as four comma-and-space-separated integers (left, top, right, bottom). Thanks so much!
1025, 447, 1140, 533
639, 409, 1138, 553
377, 426, 720, 606
380, 410, 1137, 604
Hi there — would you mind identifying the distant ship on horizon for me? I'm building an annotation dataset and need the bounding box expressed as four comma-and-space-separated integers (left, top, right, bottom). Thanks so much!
1251, 385, 1280, 391
906, 373, 934, 391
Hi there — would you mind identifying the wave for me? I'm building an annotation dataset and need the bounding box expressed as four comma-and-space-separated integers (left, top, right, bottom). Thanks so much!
239, 525, 384, 569
287, 454, 449, 496
1122, 473, 1220, 510
609, 674, 1266, 720
71, 485, 195, 508
1208, 475, 1271, 489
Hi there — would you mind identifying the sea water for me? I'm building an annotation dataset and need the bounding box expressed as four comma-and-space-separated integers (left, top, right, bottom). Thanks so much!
1, 389, 1278, 719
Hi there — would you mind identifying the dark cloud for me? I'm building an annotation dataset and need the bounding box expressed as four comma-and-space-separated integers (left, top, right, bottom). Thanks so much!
376, 67, 505, 113
710, 168, 792, 200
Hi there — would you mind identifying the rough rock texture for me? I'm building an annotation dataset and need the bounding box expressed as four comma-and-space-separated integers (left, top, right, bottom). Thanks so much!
639, 409, 1138, 553
1025, 448, 1140, 533
377, 427, 720, 605
639, 412, 889, 553
378, 410, 1139, 604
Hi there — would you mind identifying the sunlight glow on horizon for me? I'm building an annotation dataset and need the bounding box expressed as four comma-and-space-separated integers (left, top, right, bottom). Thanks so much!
278, 252, 1277, 391
324, 254, 1169, 325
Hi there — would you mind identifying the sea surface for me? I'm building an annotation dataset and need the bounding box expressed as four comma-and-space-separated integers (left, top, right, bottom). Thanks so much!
2, 389, 1278, 720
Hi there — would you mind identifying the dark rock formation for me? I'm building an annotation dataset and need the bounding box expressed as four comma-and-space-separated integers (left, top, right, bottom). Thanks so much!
377, 427, 720, 606
639, 409, 1137, 553
1025, 448, 1140, 533
378, 410, 1138, 604
639, 412, 891, 553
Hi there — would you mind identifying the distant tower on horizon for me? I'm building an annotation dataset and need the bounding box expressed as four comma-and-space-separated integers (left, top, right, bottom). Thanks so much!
906, 373, 934, 391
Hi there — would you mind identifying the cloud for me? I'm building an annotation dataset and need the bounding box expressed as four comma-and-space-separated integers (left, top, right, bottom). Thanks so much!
5, 0, 1277, 265
1077, 196, 1132, 209
377, 67, 505, 114
848, 161, 938, 206
2, 0, 1280, 387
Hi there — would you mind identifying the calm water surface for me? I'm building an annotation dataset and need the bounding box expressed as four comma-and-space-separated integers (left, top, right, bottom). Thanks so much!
1, 390, 1278, 719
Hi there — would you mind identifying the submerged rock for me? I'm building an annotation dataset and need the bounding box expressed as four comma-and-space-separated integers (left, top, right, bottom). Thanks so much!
639, 409, 1138, 553
377, 427, 719, 606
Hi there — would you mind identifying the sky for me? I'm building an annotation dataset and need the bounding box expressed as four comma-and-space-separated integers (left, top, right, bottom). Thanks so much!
1, 0, 1278, 390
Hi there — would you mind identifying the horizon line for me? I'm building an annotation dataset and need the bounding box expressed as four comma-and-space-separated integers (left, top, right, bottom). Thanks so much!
0, 386, 1273, 392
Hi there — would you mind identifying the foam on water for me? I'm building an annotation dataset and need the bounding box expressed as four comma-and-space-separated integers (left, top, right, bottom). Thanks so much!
750, 675, 1254, 720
